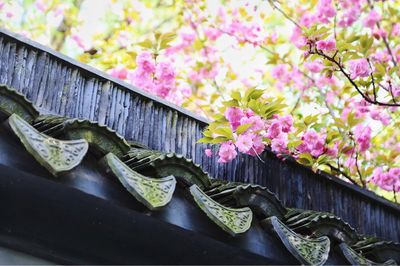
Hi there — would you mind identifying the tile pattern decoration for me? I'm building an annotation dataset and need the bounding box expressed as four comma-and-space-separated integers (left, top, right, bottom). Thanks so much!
263, 216, 331, 265
190, 184, 253, 236
0, 84, 399, 265
102, 152, 176, 210
8, 113, 88, 176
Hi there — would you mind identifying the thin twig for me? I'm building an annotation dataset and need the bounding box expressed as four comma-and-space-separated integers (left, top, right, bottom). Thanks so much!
268, 0, 303, 30
328, 163, 358, 185
367, 0, 397, 66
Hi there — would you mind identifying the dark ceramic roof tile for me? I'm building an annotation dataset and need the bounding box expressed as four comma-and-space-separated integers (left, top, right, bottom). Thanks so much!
124, 147, 212, 189
204, 182, 287, 219
353, 239, 400, 263
339, 243, 397, 265
284, 209, 359, 245
33, 114, 131, 157
0, 84, 39, 123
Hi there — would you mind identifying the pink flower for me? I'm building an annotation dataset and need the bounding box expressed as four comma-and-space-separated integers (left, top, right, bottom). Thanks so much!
235, 133, 253, 153
155, 62, 176, 85
370, 109, 390, 125
279, 115, 293, 133
136, 52, 156, 74
128, 70, 154, 92
392, 23, 400, 37
246, 134, 265, 156
348, 58, 371, 79
266, 121, 282, 139
372, 50, 389, 63
316, 0, 336, 23
205, 149, 213, 157
271, 134, 288, 154
218, 141, 237, 163
225, 107, 245, 130
271, 64, 289, 81
338, 7, 360, 27
363, 10, 381, 29
316, 39, 336, 51
297, 129, 326, 157
239, 115, 265, 132
108, 65, 128, 80
300, 12, 318, 27
204, 27, 221, 41
326, 142, 339, 157
373, 28, 388, 39
354, 124, 371, 152
305, 60, 324, 73
290, 28, 307, 48
153, 83, 171, 97
369, 168, 400, 192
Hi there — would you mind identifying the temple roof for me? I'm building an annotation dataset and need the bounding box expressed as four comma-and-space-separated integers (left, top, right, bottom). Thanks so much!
0, 84, 399, 265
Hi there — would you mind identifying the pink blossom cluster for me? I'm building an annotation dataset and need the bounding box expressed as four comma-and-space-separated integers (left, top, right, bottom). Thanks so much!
128, 52, 177, 98
363, 10, 381, 29
315, 0, 336, 23
369, 168, 400, 192
224, 19, 265, 46
337, 0, 363, 27
216, 7, 266, 47
315, 39, 336, 51
108, 65, 128, 80
296, 129, 327, 157
106, 52, 191, 105
341, 99, 391, 125
165, 29, 196, 55
347, 58, 371, 79
271, 64, 312, 91
209, 107, 294, 163
354, 124, 372, 152
305, 59, 324, 73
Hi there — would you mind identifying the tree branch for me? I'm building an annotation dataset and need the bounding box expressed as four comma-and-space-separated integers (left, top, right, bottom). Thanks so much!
310, 48, 400, 107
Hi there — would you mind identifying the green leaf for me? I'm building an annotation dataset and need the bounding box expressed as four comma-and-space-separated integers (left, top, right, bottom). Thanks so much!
236, 123, 252, 134
287, 140, 303, 149
138, 39, 154, 49
297, 153, 314, 166
197, 137, 213, 144
223, 99, 239, 107
214, 127, 234, 139
231, 91, 242, 101
211, 136, 229, 144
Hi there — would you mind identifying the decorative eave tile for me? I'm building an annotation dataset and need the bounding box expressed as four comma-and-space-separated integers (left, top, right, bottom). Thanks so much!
262, 216, 330, 266
102, 152, 176, 210
8, 113, 88, 176
190, 184, 253, 236
339, 243, 397, 265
